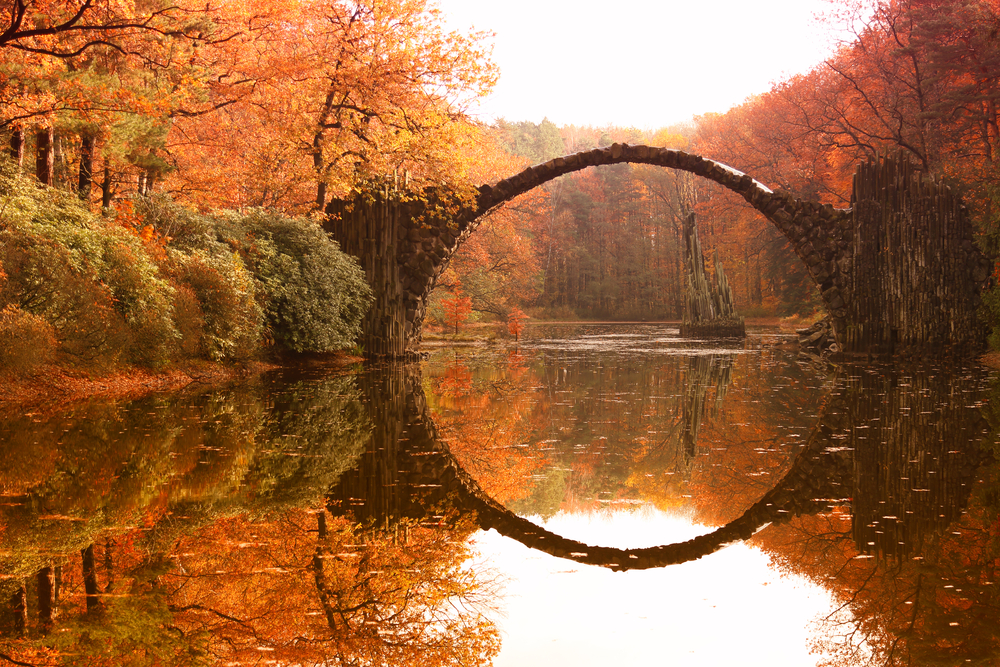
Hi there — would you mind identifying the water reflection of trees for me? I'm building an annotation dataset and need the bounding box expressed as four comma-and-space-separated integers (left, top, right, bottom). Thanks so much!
426, 345, 823, 523
0, 370, 500, 666
425, 353, 1000, 664
755, 365, 997, 667
2, 355, 998, 666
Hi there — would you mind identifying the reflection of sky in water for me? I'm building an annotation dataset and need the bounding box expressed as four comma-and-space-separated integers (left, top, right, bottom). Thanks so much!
475, 507, 839, 667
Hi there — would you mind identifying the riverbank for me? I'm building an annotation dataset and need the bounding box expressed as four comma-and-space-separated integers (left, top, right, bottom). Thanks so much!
9, 320, 996, 410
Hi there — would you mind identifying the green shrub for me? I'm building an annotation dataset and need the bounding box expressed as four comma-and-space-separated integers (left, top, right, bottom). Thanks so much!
0, 164, 371, 371
171, 284, 206, 358
0, 162, 179, 367
235, 211, 372, 353
166, 249, 263, 360
0, 305, 56, 375
0, 226, 126, 365
138, 198, 372, 355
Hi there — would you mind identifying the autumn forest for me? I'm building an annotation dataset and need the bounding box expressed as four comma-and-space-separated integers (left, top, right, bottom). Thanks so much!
5, 0, 1000, 368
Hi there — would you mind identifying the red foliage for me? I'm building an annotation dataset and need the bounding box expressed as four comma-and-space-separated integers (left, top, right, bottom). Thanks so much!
506, 308, 527, 341
442, 288, 473, 335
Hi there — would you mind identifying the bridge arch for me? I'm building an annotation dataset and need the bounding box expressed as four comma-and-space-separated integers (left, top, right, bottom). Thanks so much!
455, 144, 853, 339
438, 393, 850, 571
325, 147, 989, 359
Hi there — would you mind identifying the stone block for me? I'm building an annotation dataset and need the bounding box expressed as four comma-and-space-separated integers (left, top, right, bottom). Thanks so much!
658, 149, 679, 166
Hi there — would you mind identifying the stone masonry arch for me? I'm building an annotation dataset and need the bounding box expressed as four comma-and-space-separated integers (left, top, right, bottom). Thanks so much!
325, 147, 991, 359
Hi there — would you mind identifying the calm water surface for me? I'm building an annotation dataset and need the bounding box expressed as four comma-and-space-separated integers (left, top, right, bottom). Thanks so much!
1, 323, 997, 666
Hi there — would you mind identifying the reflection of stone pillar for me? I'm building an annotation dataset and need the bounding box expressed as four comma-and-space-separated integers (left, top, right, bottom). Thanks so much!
328, 365, 409, 524
328, 364, 459, 527
681, 354, 734, 459
845, 367, 990, 559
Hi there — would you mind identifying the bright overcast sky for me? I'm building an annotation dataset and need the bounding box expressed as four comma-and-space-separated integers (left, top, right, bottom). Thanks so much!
436, 0, 842, 129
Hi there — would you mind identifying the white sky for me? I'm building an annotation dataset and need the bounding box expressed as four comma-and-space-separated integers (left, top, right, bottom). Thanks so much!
473, 508, 841, 666
436, 0, 842, 129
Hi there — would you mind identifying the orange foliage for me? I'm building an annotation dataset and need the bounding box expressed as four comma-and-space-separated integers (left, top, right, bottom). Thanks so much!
429, 355, 552, 505
441, 288, 473, 334
507, 307, 526, 341
163, 509, 501, 666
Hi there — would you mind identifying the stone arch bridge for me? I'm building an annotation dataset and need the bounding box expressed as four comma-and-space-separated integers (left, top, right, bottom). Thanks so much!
325, 146, 992, 359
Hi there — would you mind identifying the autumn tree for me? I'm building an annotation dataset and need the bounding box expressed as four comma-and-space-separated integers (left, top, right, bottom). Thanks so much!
507, 307, 526, 341
162, 510, 501, 666
428, 353, 553, 505
162, 0, 498, 213
428, 123, 545, 323
0, 0, 261, 204
441, 287, 473, 334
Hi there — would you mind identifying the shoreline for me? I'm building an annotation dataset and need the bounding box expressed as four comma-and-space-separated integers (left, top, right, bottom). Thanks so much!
6, 322, 997, 410
0, 354, 360, 412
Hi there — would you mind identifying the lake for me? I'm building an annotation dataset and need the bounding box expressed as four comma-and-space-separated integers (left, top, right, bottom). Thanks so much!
1, 323, 997, 666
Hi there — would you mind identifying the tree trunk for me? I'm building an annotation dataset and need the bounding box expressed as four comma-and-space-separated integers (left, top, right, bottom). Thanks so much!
53, 131, 67, 188
35, 128, 53, 185
78, 134, 95, 201
104, 538, 114, 591
9, 129, 23, 167
82, 544, 100, 612
100, 165, 113, 211
10, 584, 25, 637
36, 567, 53, 635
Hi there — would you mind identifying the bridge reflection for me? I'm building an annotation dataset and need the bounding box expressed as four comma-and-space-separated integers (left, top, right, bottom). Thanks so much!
330, 362, 993, 568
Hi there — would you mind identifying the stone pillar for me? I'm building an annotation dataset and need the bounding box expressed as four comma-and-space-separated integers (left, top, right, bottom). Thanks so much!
325, 194, 414, 358
845, 155, 991, 357
325, 190, 468, 359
